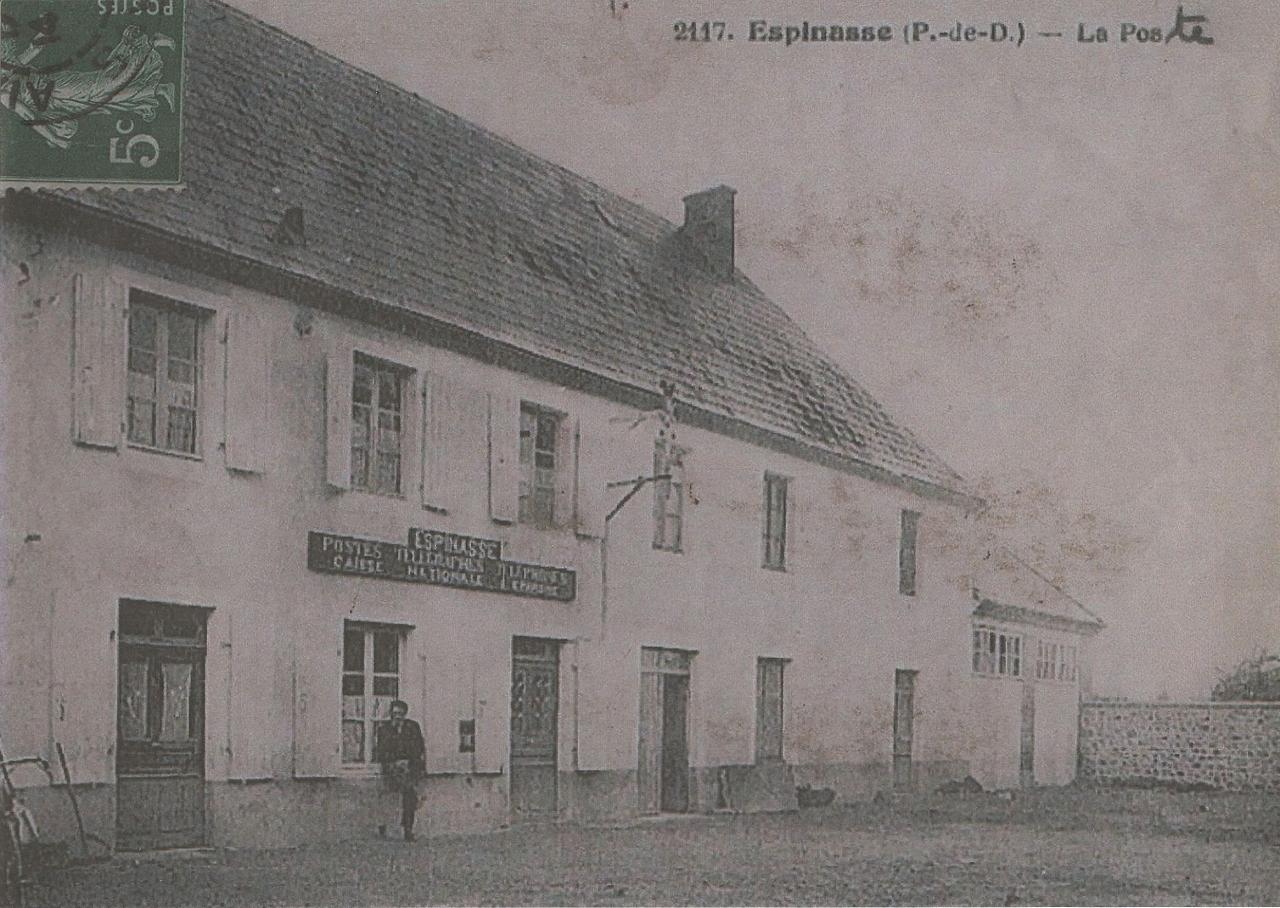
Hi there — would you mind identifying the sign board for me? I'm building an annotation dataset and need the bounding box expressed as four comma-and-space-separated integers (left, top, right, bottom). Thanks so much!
307, 531, 575, 602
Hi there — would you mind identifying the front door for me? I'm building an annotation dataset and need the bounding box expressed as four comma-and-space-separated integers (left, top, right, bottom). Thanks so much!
638, 647, 692, 814
892, 669, 916, 792
509, 637, 559, 818
115, 602, 207, 851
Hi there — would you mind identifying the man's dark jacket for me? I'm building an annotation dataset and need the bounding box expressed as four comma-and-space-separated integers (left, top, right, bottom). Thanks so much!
374, 718, 426, 776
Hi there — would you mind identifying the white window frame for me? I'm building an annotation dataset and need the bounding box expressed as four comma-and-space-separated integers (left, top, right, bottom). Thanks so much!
1035, 639, 1078, 683
972, 624, 1023, 678
125, 288, 209, 458
341, 622, 406, 768
653, 442, 686, 552
350, 353, 406, 495
518, 403, 563, 528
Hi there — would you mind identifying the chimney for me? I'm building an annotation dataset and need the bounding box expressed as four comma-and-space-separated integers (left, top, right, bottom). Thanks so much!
681, 185, 736, 279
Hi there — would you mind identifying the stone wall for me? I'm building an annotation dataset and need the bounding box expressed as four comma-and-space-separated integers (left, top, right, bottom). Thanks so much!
1079, 702, 1280, 791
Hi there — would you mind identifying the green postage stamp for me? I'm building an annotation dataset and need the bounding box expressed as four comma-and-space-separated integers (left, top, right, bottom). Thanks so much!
1, 0, 186, 188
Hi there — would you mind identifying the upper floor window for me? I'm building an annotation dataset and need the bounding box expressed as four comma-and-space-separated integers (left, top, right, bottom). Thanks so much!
351, 354, 404, 494
898, 509, 920, 596
127, 290, 202, 455
519, 404, 561, 527
1035, 640, 1078, 683
762, 472, 789, 570
653, 443, 686, 552
972, 625, 1022, 677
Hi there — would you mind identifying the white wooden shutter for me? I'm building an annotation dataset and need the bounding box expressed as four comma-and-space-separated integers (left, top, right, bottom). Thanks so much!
223, 309, 269, 473
576, 642, 638, 770
293, 626, 341, 778
72, 272, 126, 448
553, 415, 577, 529
575, 419, 609, 538
488, 392, 521, 523
472, 633, 509, 774
786, 476, 800, 570
228, 611, 274, 780
324, 347, 352, 490
422, 373, 490, 513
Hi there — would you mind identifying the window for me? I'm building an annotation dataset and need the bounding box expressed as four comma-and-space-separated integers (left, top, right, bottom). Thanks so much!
127, 290, 202, 454
1035, 640, 1078, 683
519, 404, 560, 527
350, 354, 403, 494
762, 473, 788, 569
653, 442, 686, 552
898, 509, 920, 596
972, 625, 1022, 677
755, 658, 786, 763
341, 623, 403, 765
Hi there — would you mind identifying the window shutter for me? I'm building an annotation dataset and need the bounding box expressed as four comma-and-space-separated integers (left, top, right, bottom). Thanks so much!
786, 477, 800, 569
324, 347, 353, 490
574, 420, 609, 538
576, 642, 638, 770
472, 635, 509, 774
223, 309, 269, 473
228, 612, 274, 780
293, 628, 341, 778
72, 273, 126, 448
487, 392, 520, 523
553, 416, 577, 529
422, 373, 490, 512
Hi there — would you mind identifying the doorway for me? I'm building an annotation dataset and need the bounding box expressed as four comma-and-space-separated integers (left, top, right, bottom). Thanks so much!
115, 601, 207, 851
1019, 680, 1036, 788
509, 637, 559, 818
638, 647, 692, 814
892, 669, 917, 792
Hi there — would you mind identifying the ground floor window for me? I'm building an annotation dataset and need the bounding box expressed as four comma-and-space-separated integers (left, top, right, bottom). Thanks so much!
341, 623, 404, 765
972, 625, 1022, 677
755, 658, 786, 763
1035, 640, 1077, 682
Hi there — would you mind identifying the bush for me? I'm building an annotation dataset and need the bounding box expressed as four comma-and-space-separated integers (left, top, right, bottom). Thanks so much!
1212, 651, 1280, 701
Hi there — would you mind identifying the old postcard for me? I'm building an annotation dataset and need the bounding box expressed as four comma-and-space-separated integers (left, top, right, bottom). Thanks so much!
1, 1, 1276, 905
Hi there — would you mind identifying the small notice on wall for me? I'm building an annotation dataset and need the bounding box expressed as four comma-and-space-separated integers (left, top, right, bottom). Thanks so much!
307, 530, 575, 602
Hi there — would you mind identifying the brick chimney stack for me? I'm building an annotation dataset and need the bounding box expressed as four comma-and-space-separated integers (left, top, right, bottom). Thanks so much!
681, 185, 736, 280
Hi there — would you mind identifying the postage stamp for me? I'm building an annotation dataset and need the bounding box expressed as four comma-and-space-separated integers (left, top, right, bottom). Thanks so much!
1, 0, 185, 188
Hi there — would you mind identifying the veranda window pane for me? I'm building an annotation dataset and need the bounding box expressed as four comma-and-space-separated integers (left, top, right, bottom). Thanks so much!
342, 674, 364, 697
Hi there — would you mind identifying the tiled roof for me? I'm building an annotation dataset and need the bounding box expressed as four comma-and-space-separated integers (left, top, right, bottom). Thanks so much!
33, 0, 968, 496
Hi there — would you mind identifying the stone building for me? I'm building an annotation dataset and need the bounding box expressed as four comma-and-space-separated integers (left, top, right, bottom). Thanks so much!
0, 0, 1101, 850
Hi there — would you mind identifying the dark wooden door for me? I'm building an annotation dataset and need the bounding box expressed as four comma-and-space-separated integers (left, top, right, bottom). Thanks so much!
116, 602, 207, 851
660, 674, 689, 812
1020, 680, 1036, 788
892, 670, 916, 792
510, 638, 559, 818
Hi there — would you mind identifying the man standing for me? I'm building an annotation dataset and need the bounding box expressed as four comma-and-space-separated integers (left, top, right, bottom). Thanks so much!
374, 699, 426, 841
